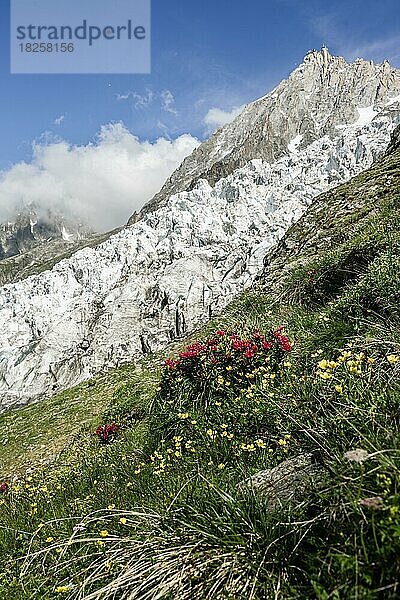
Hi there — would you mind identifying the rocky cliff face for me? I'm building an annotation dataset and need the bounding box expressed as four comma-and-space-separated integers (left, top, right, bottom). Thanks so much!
0, 209, 91, 260
1, 49, 400, 411
0, 208, 104, 287
128, 47, 400, 224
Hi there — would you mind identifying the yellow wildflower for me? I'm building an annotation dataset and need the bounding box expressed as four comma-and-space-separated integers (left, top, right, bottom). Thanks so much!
318, 359, 329, 370
387, 354, 399, 365
318, 371, 333, 380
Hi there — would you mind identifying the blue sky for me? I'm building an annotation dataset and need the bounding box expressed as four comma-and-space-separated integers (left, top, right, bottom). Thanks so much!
1, 0, 400, 168
0, 0, 399, 229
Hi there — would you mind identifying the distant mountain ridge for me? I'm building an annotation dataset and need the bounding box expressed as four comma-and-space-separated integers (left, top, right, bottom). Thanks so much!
0, 209, 92, 260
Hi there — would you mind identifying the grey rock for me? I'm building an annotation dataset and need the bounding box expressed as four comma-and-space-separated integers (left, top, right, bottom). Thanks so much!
238, 453, 324, 509
0, 208, 92, 260
384, 123, 400, 155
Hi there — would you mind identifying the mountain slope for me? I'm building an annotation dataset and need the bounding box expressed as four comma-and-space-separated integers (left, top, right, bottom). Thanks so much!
4, 125, 399, 480
1, 50, 400, 411
0, 209, 91, 261
260, 123, 400, 291
0, 208, 105, 286
0, 227, 120, 286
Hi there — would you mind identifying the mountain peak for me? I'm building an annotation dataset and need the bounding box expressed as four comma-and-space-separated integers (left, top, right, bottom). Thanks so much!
129, 49, 400, 223
0, 207, 93, 261
300, 46, 348, 73
303, 46, 336, 63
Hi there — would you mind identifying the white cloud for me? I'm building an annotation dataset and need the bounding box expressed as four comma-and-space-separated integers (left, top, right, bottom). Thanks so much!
160, 90, 178, 115
54, 115, 65, 126
157, 120, 171, 139
203, 105, 245, 132
116, 89, 154, 109
0, 123, 199, 232
117, 89, 179, 116
116, 92, 131, 101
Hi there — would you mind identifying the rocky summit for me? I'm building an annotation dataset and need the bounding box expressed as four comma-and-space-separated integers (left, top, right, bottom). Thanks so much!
129, 46, 400, 222
1, 48, 400, 411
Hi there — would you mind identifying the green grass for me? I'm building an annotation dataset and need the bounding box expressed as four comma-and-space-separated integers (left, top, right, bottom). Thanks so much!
0, 137, 399, 598
0, 363, 145, 480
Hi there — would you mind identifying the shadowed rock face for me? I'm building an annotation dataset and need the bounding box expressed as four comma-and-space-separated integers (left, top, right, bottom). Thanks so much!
385, 123, 400, 155
0, 210, 92, 260
0, 50, 400, 411
128, 47, 400, 225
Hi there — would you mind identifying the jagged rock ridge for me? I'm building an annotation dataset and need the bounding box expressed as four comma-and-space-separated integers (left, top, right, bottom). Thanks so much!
129, 47, 400, 223
0, 209, 92, 260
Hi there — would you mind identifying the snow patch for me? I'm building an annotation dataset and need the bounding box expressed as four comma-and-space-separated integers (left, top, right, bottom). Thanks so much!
288, 135, 303, 153
386, 94, 400, 107
61, 226, 74, 242
353, 106, 377, 128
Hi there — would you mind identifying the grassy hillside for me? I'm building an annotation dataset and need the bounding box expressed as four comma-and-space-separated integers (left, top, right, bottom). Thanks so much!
0, 364, 138, 480
0, 128, 399, 599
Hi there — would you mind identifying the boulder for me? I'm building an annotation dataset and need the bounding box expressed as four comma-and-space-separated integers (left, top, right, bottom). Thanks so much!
238, 453, 324, 509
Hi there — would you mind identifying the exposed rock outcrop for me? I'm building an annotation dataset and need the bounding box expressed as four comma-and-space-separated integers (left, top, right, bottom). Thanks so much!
0, 209, 92, 260
238, 453, 324, 509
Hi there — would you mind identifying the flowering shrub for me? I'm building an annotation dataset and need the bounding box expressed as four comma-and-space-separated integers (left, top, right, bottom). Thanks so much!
0, 483, 8, 494
160, 327, 292, 408
94, 423, 120, 444
144, 327, 295, 474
